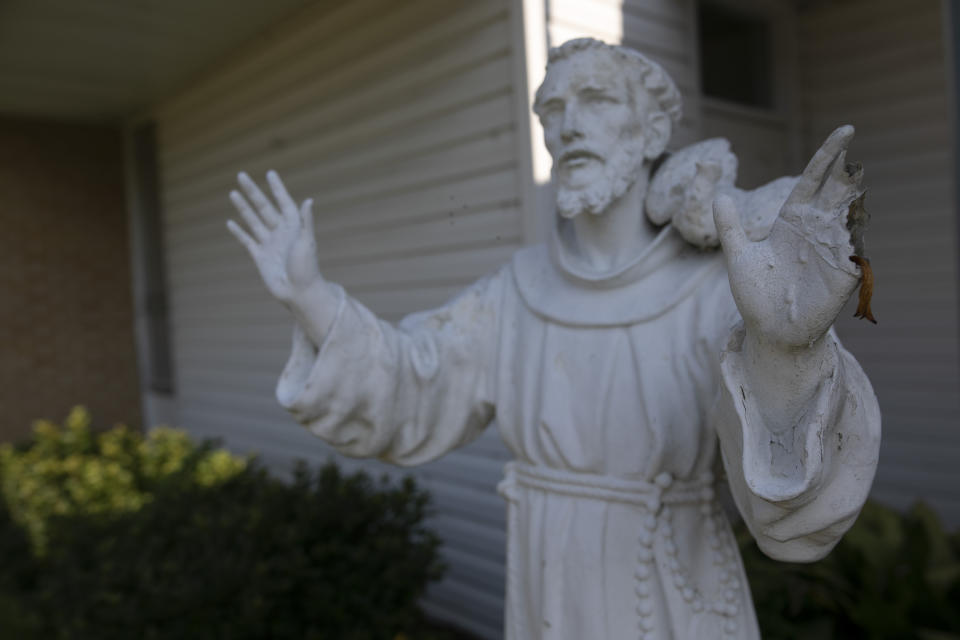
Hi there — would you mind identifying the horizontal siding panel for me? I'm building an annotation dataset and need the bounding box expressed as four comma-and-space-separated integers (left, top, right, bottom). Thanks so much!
166, 164, 517, 235
432, 511, 508, 561
802, 67, 947, 114
805, 94, 949, 135
173, 202, 521, 268
440, 546, 506, 595
164, 121, 516, 210
800, 9, 941, 60
842, 121, 953, 160
168, 243, 516, 295
422, 451, 512, 494
163, 52, 516, 189
178, 285, 474, 329
623, 0, 687, 26
798, 39, 944, 89
423, 581, 504, 639
160, 1, 505, 151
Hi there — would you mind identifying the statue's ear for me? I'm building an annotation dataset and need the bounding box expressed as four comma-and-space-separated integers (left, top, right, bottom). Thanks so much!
643, 111, 671, 160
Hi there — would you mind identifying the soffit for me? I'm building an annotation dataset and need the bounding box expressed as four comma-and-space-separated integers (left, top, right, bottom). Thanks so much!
0, 0, 319, 122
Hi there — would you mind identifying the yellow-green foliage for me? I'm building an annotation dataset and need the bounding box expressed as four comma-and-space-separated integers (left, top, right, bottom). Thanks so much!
0, 406, 247, 554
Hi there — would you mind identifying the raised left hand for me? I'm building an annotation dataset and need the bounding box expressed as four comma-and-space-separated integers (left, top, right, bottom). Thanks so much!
713, 126, 864, 351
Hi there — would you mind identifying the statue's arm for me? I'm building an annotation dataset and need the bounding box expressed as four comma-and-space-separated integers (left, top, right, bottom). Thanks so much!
710, 126, 881, 561
713, 325, 880, 562
227, 171, 499, 466
275, 274, 500, 466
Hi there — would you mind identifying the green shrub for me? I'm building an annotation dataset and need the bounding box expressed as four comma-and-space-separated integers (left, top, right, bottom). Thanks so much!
0, 408, 446, 640
739, 500, 960, 640
0, 407, 246, 555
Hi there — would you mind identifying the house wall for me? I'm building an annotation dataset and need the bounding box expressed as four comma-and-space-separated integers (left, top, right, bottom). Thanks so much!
798, 0, 960, 526
152, 1, 520, 636
0, 118, 140, 439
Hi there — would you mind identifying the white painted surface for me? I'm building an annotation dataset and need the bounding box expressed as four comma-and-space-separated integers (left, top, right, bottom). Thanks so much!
155, 2, 519, 637
798, 0, 960, 526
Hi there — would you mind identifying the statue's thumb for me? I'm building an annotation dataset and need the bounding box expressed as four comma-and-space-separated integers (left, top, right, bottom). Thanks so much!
713, 194, 747, 254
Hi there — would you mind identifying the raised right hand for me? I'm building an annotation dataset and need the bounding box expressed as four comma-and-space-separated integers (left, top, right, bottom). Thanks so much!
227, 170, 320, 305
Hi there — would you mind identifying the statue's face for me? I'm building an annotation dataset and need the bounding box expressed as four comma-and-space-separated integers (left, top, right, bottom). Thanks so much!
537, 49, 649, 218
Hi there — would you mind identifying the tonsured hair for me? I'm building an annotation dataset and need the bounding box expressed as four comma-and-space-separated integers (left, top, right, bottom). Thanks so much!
533, 38, 683, 128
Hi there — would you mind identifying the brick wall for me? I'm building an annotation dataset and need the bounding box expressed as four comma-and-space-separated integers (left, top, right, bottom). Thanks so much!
0, 118, 140, 441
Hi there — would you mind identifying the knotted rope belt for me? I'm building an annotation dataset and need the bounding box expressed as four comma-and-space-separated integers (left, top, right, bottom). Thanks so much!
498, 460, 714, 512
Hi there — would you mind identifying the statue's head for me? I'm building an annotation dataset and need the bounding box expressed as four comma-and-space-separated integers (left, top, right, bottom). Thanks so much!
534, 38, 682, 219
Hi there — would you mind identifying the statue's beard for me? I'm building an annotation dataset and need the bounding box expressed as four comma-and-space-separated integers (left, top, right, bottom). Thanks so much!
556, 145, 643, 219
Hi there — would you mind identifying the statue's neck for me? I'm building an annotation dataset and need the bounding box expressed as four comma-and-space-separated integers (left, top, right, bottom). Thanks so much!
568, 168, 656, 273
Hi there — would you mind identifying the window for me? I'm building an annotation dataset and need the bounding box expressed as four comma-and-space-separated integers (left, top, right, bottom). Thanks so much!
698, 2, 774, 109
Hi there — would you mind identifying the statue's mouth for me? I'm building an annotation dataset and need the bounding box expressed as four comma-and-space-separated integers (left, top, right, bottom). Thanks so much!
560, 149, 603, 168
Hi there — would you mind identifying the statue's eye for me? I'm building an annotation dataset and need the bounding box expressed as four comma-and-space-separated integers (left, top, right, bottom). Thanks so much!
583, 90, 618, 104
539, 101, 563, 122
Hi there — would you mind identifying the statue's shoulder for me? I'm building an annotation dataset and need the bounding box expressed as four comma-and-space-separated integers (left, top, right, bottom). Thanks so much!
510, 242, 549, 272
646, 138, 738, 232
508, 242, 550, 303
646, 139, 799, 250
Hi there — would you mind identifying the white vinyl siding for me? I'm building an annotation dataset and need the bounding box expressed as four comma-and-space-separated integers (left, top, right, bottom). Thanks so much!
798, 0, 960, 525
154, 1, 518, 636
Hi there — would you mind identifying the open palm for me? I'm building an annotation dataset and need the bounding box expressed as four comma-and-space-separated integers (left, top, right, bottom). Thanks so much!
714, 126, 864, 349
226, 171, 319, 305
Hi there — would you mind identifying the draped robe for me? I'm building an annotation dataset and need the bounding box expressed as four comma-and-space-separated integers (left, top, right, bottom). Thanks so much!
276, 220, 880, 640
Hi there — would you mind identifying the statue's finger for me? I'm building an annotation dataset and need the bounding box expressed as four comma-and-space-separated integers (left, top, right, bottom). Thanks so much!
266, 170, 299, 222
300, 198, 315, 237
238, 172, 281, 226
818, 149, 863, 215
227, 219, 259, 258
714, 194, 748, 254
230, 191, 269, 241
789, 125, 855, 204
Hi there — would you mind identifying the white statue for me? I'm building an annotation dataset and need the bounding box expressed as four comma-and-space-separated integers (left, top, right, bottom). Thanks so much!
227, 38, 880, 640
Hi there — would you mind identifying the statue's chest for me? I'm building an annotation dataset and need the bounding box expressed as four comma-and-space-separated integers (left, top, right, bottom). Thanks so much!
498, 307, 714, 475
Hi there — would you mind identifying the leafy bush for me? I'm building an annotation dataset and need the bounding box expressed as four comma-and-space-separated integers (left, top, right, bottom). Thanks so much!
739, 501, 960, 640
0, 408, 446, 640
0, 407, 246, 555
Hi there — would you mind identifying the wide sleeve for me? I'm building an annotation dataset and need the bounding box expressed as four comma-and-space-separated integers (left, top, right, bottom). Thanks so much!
274, 270, 503, 467
712, 322, 881, 562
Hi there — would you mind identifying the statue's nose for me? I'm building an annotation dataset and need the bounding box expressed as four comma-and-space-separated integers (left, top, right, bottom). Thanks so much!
560, 106, 583, 144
